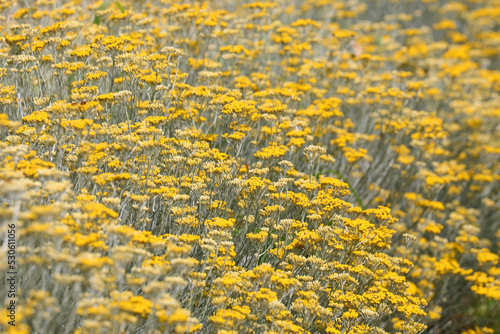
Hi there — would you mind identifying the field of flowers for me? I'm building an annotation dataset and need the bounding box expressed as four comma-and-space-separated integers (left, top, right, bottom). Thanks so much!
0, 0, 499, 333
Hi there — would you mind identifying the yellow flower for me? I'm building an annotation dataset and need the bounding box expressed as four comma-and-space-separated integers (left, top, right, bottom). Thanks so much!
118, 295, 153, 317
254, 144, 289, 160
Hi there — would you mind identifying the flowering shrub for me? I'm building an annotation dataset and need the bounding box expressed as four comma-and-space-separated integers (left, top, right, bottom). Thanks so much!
0, 0, 499, 333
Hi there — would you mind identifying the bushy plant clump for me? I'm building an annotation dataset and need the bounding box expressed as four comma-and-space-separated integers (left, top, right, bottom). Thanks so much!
0, 0, 499, 333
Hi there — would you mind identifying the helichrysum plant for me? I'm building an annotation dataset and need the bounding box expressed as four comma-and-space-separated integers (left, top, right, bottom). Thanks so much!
0, 0, 499, 333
